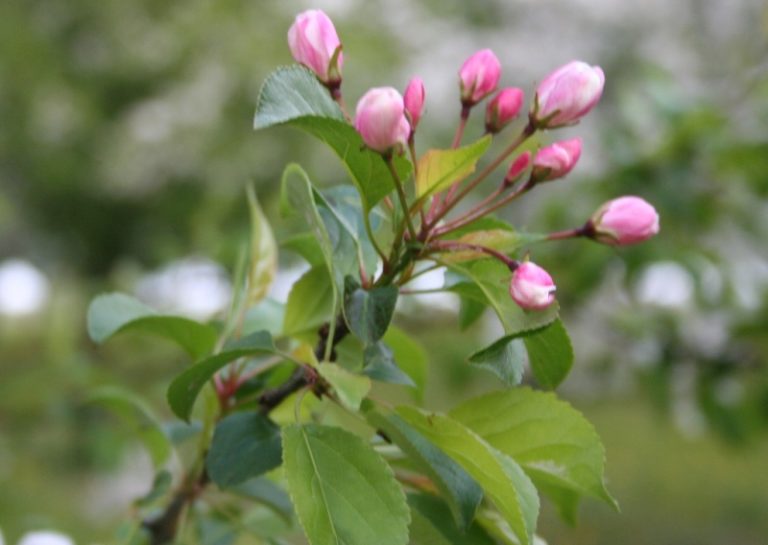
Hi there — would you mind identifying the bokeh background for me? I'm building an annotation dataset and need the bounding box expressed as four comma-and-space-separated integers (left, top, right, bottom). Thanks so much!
2, 0, 768, 543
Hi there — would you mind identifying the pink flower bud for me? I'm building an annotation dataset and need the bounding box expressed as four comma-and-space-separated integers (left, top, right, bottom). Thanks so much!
288, 10, 343, 86
485, 87, 524, 133
532, 138, 582, 181
510, 262, 556, 310
354, 87, 410, 153
505, 151, 532, 183
403, 77, 426, 131
534, 61, 605, 127
589, 196, 660, 245
459, 49, 501, 106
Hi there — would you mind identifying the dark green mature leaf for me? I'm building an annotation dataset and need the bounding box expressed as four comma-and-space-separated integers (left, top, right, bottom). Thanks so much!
88, 386, 171, 468
231, 477, 294, 523
282, 423, 410, 545
87, 293, 217, 359
445, 260, 559, 336
397, 407, 539, 545
524, 319, 573, 389
283, 265, 335, 337
167, 331, 278, 421
450, 388, 618, 519
366, 410, 483, 530
408, 494, 496, 545
343, 278, 398, 344
469, 337, 527, 387
255, 65, 411, 211
317, 363, 371, 411
206, 412, 282, 488
362, 342, 415, 387
383, 327, 428, 400
415, 136, 492, 200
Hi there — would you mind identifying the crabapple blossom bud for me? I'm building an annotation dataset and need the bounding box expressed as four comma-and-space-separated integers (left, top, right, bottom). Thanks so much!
288, 10, 343, 86
459, 49, 501, 106
588, 196, 660, 245
531, 138, 582, 181
510, 261, 556, 310
403, 77, 426, 131
485, 87, 524, 133
354, 87, 410, 153
534, 61, 605, 128
505, 151, 532, 184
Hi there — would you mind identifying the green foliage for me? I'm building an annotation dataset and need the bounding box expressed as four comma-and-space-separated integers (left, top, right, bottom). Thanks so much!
317, 363, 371, 411
343, 278, 398, 345
415, 136, 492, 200
246, 187, 278, 306
206, 412, 282, 488
283, 265, 335, 337
166, 330, 279, 421
87, 293, 217, 359
282, 423, 410, 545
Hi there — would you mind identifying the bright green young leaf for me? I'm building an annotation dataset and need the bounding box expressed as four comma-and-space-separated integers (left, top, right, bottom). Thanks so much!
474, 509, 549, 545
87, 293, 217, 359
468, 337, 527, 387
282, 423, 410, 545
167, 330, 279, 421
246, 186, 277, 307
362, 342, 415, 387
254, 65, 411, 211
441, 230, 526, 264
450, 388, 618, 516
88, 386, 171, 468
317, 363, 371, 411
397, 407, 539, 545
524, 319, 573, 389
415, 136, 492, 200
445, 260, 559, 336
365, 409, 483, 530
231, 477, 294, 523
205, 412, 282, 488
343, 278, 398, 345
407, 494, 496, 545
283, 265, 335, 337
281, 232, 326, 266
383, 326, 428, 400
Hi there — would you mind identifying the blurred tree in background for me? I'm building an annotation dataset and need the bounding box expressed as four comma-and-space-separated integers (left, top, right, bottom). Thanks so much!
1, 0, 768, 543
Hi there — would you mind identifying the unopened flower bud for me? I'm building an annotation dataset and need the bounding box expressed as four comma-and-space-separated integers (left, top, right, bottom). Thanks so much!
533, 61, 604, 128
354, 87, 410, 153
459, 49, 501, 106
510, 262, 556, 310
505, 151, 532, 184
485, 87, 524, 133
403, 77, 426, 131
588, 196, 660, 245
532, 138, 582, 181
288, 10, 343, 86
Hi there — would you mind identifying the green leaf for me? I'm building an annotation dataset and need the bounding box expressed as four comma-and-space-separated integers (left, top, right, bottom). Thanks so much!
458, 296, 486, 330
206, 412, 282, 488
468, 337, 527, 387
167, 330, 279, 421
445, 260, 559, 337
407, 494, 495, 545
318, 363, 371, 411
383, 326, 428, 400
282, 232, 326, 266
415, 136, 492, 200
365, 409, 483, 530
397, 407, 539, 545
246, 186, 277, 306
524, 319, 573, 389
450, 388, 618, 517
231, 477, 294, 523
283, 265, 335, 337
88, 386, 171, 468
362, 342, 415, 387
441, 230, 525, 264
255, 66, 411, 211
282, 423, 410, 545
343, 278, 398, 345
87, 293, 217, 359
134, 470, 173, 508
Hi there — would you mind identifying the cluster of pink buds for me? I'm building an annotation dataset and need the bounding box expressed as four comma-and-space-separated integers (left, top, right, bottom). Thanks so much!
287, 10, 659, 312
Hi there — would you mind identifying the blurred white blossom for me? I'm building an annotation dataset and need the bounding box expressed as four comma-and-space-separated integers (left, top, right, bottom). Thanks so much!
17, 532, 74, 545
0, 259, 50, 317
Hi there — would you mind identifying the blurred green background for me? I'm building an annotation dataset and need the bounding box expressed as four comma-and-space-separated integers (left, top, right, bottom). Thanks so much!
2, 0, 768, 543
